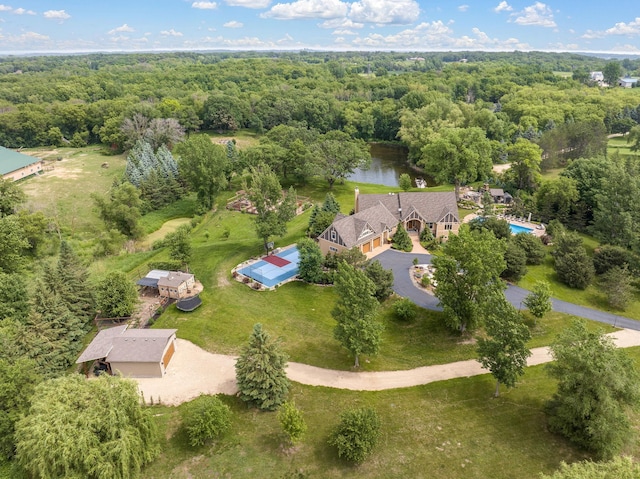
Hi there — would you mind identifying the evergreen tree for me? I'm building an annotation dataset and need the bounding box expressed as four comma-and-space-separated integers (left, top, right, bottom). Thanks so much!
364, 260, 394, 301
332, 261, 382, 368
235, 324, 290, 411
391, 223, 412, 252
552, 232, 594, 289
321, 192, 341, 214
501, 242, 527, 281
0, 272, 30, 322
546, 320, 640, 458
601, 265, 633, 310
52, 241, 94, 325
477, 296, 531, 397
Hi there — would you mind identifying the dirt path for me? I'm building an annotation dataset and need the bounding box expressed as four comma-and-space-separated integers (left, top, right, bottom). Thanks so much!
134, 329, 640, 405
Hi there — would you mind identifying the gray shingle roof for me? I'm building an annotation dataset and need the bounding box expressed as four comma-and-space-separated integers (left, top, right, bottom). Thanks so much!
330, 202, 397, 248
0, 146, 40, 176
76, 326, 177, 364
358, 192, 459, 224
157, 272, 193, 288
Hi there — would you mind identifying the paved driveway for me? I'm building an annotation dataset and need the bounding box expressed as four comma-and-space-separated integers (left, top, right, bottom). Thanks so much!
373, 249, 640, 331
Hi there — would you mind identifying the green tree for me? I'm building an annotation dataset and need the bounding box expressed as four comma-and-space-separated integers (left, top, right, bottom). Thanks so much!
546, 320, 640, 458
235, 324, 290, 411
469, 216, 511, 241
15, 374, 159, 479
165, 224, 192, 271
329, 408, 381, 464
534, 177, 579, 224
0, 272, 30, 322
245, 163, 296, 253
391, 223, 412, 252
364, 260, 394, 302
393, 297, 417, 321
502, 242, 527, 281
92, 182, 144, 239
477, 296, 531, 397
593, 244, 640, 275
540, 456, 640, 479
0, 177, 26, 217
297, 237, 324, 284
175, 134, 229, 211
332, 261, 382, 368
94, 271, 138, 318
627, 125, 640, 152
398, 173, 412, 191
523, 281, 552, 323
0, 357, 41, 459
552, 232, 594, 289
312, 130, 371, 189
600, 266, 633, 310
503, 138, 542, 192
512, 232, 546, 265
420, 127, 492, 200
0, 215, 29, 273
181, 395, 232, 447
308, 192, 341, 238
603, 61, 622, 86
278, 401, 307, 445
433, 228, 506, 333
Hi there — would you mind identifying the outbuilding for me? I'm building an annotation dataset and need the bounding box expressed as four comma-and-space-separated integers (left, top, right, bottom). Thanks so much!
76, 325, 178, 378
0, 146, 43, 181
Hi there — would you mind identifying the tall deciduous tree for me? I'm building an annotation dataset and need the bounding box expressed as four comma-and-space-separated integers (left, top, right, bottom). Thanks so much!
175, 134, 229, 212
15, 374, 159, 479
503, 138, 542, 192
420, 127, 492, 200
92, 182, 144, 239
477, 296, 531, 397
546, 320, 640, 459
245, 163, 296, 253
165, 224, 192, 271
94, 271, 138, 318
0, 177, 26, 217
433, 228, 506, 333
312, 130, 371, 189
534, 177, 579, 225
235, 324, 290, 411
332, 261, 382, 368
603, 61, 622, 86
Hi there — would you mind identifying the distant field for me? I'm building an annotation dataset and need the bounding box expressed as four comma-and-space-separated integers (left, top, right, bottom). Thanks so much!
608, 135, 640, 157
552, 71, 573, 78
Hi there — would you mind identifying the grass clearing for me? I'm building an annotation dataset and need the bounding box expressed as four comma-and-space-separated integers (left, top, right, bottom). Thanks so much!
142, 349, 640, 479
608, 136, 640, 158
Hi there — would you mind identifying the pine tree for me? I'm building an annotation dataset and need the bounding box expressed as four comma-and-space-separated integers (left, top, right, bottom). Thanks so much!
235, 324, 290, 411
321, 192, 340, 214
391, 223, 412, 252
54, 241, 94, 326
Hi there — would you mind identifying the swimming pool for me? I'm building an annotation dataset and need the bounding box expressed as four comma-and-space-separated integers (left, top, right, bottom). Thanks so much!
509, 223, 534, 235
238, 247, 300, 288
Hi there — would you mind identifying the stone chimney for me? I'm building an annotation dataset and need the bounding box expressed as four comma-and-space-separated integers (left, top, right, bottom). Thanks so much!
354, 187, 359, 213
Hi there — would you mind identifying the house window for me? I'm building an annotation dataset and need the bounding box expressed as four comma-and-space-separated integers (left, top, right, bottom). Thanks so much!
445, 224, 452, 230
330, 230, 336, 241
428, 223, 434, 229
329, 246, 338, 252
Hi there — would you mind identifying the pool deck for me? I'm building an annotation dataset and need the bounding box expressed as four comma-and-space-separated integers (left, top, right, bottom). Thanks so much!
463, 213, 546, 237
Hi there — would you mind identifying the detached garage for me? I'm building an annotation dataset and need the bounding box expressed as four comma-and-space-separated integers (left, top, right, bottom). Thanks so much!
76, 325, 178, 378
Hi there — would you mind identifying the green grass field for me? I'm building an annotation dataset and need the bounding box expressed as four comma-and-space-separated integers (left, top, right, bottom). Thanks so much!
607, 136, 640, 158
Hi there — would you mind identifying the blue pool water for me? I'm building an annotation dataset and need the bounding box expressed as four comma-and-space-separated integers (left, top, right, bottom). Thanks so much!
238, 247, 300, 288
509, 223, 534, 235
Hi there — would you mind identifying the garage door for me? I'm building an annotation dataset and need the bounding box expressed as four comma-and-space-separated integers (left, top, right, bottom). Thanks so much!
162, 341, 175, 369
362, 242, 371, 253
373, 237, 381, 248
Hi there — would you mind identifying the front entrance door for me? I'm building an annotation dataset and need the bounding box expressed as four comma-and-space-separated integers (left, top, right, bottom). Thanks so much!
406, 219, 421, 232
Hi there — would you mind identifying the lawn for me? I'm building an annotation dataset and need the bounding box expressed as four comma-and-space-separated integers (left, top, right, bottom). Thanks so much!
608, 136, 640, 158
142, 347, 640, 479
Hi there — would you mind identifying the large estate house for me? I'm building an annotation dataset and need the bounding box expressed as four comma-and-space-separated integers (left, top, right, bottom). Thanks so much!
318, 188, 460, 255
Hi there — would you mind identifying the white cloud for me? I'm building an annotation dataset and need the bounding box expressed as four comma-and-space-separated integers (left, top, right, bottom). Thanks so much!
350, 21, 530, 50
494, 1, 512, 13
319, 17, 363, 29
44, 10, 70, 20
582, 18, 640, 39
511, 2, 556, 28
349, 0, 420, 25
223, 20, 243, 28
192, 1, 217, 9
332, 28, 357, 35
277, 33, 294, 44
0, 5, 12, 11
225, 0, 271, 7
160, 28, 183, 36
13, 7, 36, 15
458, 5, 469, 12
108, 24, 135, 35
262, 0, 348, 20
18, 31, 49, 41
611, 43, 640, 52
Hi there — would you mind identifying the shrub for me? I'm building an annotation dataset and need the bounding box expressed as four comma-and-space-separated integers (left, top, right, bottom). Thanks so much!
329, 408, 381, 463
278, 401, 307, 445
394, 297, 417, 321
593, 244, 640, 275
552, 232, 594, 289
421, 275, 431, 288
181, 395, 232, 447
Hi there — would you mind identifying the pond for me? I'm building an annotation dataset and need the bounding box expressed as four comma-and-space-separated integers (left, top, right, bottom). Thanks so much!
348, 143, 435, 188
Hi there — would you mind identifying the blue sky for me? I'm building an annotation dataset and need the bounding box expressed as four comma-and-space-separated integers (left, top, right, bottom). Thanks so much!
0, 1, 639, 54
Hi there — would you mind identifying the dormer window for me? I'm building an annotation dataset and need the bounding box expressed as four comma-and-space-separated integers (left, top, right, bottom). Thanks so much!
331, 230, 337, 241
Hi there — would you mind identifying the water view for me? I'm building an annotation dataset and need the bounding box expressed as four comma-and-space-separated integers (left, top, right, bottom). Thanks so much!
348, 143, 435, 188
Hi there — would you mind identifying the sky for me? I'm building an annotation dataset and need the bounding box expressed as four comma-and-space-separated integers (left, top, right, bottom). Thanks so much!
1, 0, 640, 55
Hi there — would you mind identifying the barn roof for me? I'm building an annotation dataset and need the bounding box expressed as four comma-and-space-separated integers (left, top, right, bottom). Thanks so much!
0, 146, 41, 176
